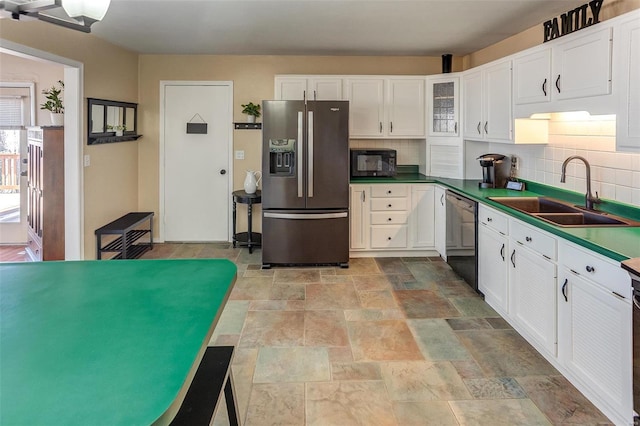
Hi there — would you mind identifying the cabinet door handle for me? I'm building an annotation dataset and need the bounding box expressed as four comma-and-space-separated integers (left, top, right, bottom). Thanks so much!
500, 243, 505, 261
388, 217, 392, 221
313, 90, 317, 100
510, 249, 516, 267
440, 193, 444, 206
585, 265, 595, 273
388, 204, 392, 208
542, 78, 547, 96
561, 278, 568, 302
555, 74, 561, 93
390, 122, 393, 133
361, 191, 365, 202
387, 236, 392, 241
525, 236, 532, 242
484, 121, 488, 134
477, 122, 481, 134
387, 190, 392, 194
454, 122, 457, 133
379, 122, 383, 133
487, 217, 492, 222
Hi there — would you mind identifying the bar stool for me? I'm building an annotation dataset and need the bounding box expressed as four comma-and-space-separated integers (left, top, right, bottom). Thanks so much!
232, 190, 262, 254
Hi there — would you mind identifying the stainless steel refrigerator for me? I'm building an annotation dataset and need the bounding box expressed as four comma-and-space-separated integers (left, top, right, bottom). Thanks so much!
261, 100, 349, 268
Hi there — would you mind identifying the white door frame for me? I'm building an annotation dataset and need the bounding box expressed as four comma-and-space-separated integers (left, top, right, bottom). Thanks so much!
159, 80, 234, 242
0, 39, 84, 260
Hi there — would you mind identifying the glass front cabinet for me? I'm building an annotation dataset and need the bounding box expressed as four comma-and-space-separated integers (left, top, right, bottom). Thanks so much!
427, 76, 459, 137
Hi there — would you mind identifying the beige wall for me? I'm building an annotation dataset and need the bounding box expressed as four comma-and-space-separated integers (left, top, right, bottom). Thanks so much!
1, 19, 139, 259
138, 55, 453, 234
0, 53, 64, 125
463, 0, 640, 68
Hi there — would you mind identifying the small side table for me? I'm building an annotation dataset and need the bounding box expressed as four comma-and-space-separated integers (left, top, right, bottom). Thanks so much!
232, 190, 262, 254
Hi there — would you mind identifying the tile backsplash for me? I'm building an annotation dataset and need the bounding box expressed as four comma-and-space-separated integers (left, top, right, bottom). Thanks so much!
479, 115, 640, 207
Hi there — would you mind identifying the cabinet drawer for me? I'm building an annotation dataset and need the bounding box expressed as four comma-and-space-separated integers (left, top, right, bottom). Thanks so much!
559, 240, 631, 299
510, 219, 557, 260
371, 185, 408, 198
478, 204, 508, 235
370, 198, 409, 211
371, 211, 408, 225
371, 225, 408, 248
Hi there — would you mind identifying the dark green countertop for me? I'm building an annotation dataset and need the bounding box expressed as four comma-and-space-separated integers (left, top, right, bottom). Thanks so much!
351, 174, 640, 262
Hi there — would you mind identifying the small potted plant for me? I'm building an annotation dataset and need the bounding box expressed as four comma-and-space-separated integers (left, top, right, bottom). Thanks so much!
107, 124, 126, 137
40, 80, 64, 126
241, 102, 261, 123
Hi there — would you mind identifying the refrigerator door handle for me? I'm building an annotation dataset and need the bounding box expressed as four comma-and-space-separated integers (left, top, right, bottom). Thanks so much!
264, 212, 348, 220
308, 110, 314, 197
297, 111, 304, 198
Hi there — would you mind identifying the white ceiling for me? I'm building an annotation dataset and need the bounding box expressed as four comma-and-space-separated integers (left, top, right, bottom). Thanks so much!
14, 0, 592, 56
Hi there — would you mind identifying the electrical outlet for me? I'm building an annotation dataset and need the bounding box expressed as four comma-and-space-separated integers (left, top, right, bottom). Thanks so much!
511, 155, 519, 170
84, 155, 90, 167
235, 150, 245, 160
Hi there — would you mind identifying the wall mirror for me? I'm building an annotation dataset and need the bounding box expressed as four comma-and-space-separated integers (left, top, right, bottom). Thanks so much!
87, 98, 141, 145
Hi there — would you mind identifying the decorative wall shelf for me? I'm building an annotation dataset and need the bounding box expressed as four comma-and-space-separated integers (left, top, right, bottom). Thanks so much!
234, 122, 262, 130
88, 134, 143, 145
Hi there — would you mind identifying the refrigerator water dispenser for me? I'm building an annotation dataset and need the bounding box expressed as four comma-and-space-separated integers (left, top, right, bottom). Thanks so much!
269, 138, 296, 176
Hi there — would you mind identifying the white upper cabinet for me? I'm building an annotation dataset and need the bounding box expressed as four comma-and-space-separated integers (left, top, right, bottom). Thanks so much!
462, 70, 483, 138
513, 48, 552, 105
309, 78, 343, 100
462, 60, 513, 143
427, 76, 459, 137
275, 77, 307, 100
512, 25, 613, 117
274, 76, 343, 100
387, 78, 425, 137
345, 78, 386, 137
346, 77, 425, 138
552, 27, 612, 101
615, 10, 640, 152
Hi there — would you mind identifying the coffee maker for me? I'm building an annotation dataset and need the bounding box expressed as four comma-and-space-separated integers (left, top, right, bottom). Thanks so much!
477, 154, 510, 188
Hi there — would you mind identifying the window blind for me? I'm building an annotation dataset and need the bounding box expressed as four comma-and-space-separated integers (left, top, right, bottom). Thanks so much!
0, 97, 24, 128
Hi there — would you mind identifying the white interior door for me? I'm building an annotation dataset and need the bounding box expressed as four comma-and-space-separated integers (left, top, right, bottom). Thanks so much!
162, 83, 232, 242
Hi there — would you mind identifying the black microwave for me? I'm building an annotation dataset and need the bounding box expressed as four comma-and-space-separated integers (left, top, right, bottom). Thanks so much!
350, 149, 397, 177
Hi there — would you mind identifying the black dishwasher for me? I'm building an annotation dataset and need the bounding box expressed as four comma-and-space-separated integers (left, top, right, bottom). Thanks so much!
445, 190, 478, 292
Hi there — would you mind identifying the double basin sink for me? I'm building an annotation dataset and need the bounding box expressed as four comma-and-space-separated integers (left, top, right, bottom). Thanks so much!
488, 197, 640, 227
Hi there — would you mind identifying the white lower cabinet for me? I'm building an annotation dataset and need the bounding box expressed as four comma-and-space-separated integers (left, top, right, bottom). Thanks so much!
477, 205, 509, 315
349, 185, 368, 250
509, 241, 557, 357
508, 219, 558, 358
410, 185, 435, 248
558, 241, 633, 425
475, 207, 633, 426
349, 183, 436, 255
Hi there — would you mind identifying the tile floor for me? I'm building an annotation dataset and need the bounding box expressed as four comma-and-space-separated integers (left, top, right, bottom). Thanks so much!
1, 243, 612, 425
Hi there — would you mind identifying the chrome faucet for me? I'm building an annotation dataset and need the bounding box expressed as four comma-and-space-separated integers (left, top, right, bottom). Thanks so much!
560, 155, 600, 210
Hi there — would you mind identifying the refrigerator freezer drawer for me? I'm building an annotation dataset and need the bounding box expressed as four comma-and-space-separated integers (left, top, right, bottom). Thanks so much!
262, 211, 349, 266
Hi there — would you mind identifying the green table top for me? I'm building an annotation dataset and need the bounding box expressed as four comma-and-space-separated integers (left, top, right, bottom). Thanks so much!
0, 258, 237, 426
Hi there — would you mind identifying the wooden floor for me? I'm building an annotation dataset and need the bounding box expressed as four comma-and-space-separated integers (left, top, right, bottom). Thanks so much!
0, 245, 28, 262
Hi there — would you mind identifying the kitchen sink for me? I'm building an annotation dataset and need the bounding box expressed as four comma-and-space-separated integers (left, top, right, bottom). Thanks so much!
488, 197, 640, 227
487, 197, 579, 214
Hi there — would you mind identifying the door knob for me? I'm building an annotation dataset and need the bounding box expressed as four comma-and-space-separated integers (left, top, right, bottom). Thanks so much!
220, 169, 227, 175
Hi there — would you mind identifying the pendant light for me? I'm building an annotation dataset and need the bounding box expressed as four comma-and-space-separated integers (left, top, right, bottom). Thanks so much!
62, 0, 111, 24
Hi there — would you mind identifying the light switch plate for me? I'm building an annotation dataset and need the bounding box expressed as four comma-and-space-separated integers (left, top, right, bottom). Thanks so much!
235, 150, 245, 160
